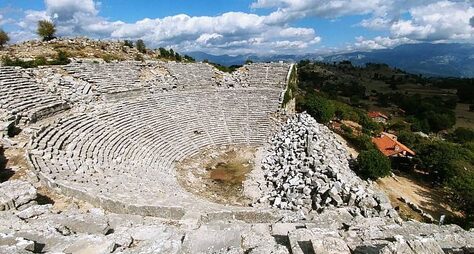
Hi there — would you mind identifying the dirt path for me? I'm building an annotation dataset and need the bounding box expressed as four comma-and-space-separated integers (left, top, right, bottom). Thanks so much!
377, 173, 461, 221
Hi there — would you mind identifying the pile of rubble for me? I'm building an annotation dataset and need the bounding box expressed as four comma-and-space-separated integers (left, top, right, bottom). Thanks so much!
260, 113, 395, 217
1, 179, 473, 253
28, 67, 94, 103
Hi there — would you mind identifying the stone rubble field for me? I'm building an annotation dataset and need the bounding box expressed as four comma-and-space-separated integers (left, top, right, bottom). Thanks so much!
258, 113, 395, 219
1, 177, 474, 253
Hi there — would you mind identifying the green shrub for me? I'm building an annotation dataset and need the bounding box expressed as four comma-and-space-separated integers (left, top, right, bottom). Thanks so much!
183, 55, 195, 62
50, 51, 70, 65
136, 39, 146, 53
283, 65, 298, 106
357, 149, 391, 180
416, 141, 472, 184
344, 133, 375, 151
134, 54, 144, 62
300, 93, 335, 123
333, 101, 361, 122
447, 164, 474, 229
2, 51, 69, 68
123, 40, 134, 48
282, 88, 293, 106
34, 56, 47, 66
449, 127, 474, 144
341, 124, 353, 134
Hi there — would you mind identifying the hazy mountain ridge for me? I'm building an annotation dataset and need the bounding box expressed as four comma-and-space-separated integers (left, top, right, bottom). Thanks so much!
187, 43, 474, 77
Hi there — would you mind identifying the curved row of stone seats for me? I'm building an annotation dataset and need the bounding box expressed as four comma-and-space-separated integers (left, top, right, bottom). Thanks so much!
164, 62, 291, 90
231, 63, 290, 89
62, 61, 143, 94
164, 62, 218, 89
28, 89, 282, 218
0, 67, 69, 124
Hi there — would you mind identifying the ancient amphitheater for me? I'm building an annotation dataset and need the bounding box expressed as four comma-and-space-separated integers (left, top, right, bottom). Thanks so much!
1, 59, 473, 253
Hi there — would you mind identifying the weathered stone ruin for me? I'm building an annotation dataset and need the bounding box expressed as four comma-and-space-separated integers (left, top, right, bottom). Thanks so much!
258, 113, 395, 219
0, 55, 473, 253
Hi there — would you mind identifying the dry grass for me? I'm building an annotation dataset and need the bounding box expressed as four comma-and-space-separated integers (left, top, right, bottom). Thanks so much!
377, 172, 462, 222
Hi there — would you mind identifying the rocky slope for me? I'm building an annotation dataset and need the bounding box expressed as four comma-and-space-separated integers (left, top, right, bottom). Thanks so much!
258, 113, 395, 219
0, 38, 159, 61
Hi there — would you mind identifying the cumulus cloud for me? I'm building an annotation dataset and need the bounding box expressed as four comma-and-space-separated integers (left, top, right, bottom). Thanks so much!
352, 36, 414, 50
45, 0, 98, 21
8, 0, 474, 54
9, 0, 322, 54
390, 1, 474, 41
254, 0, 474, 49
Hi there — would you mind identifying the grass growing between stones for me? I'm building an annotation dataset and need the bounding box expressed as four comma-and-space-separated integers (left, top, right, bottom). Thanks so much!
176, 146, 256, 206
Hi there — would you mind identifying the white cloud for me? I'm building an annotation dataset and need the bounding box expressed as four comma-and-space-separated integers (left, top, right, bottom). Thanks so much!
359, 16, 393, 30
352, 36, 414, 50
45, 0, 98, 20
390, 1, 474, 41
30, 1, 323, 54
8, 0, 473, 54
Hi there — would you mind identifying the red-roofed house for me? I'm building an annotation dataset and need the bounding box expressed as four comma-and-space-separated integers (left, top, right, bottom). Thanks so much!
368, 111, 389, 123
372, 132, 415, 158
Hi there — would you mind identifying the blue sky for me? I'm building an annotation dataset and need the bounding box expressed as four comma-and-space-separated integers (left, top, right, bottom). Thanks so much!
1, 0, 473, 55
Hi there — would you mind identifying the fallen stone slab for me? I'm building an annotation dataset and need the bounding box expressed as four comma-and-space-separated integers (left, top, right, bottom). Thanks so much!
16, 204, 52, 220
0, 180, 37, 211
182, 226, 242, 254
63, 235, 116, 254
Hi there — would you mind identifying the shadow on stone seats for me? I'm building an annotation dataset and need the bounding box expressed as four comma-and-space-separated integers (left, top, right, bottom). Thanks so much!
353, 244, 387, 254
36, 193, 55, 205
298, 240, 315, 254
0, 146, 13, 182
272, 235, 291, 253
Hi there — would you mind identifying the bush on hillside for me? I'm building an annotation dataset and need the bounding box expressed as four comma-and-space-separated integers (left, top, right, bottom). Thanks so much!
300, 93, 335, 123
136, 39, 146, 53
447, 164, 474, 229
134, 53, 144, 62
344, 133, 375, 151
415, 141, 472, 184
123, 40, 134, 48
357, 149, 391, 180
1, 51, 70, 68
449, 127, 474, 144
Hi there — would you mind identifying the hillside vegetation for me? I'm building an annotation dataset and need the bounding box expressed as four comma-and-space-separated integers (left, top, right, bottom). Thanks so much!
0, 37, 195, 64
296, 60, 474, 228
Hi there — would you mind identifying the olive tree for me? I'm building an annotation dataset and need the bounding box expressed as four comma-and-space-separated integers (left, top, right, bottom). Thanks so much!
37, 20, 56, 41
0, 29, 9, 49
136, 39, 146, 53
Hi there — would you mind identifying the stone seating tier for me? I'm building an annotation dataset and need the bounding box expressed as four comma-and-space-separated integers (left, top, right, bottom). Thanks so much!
28, 88, 283, 218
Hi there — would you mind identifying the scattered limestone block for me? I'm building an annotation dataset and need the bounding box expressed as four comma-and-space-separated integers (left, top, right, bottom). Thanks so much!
57, 212, 111, 235
63, 235, 116, 254
182, 226, 242, 253
16, 204, 52, 219
0, 180, 37, 211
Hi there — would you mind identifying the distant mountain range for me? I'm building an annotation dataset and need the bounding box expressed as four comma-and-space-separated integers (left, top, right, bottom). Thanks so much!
186, 43, 474, 77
